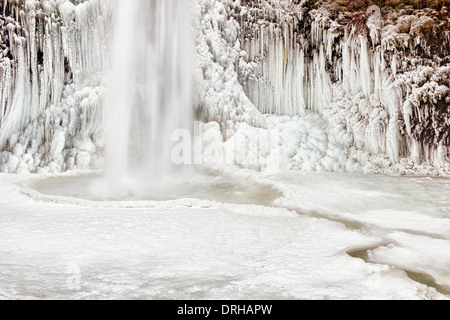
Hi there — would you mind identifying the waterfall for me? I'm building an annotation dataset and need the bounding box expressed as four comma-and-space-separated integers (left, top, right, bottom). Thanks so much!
106, 0, 194, 189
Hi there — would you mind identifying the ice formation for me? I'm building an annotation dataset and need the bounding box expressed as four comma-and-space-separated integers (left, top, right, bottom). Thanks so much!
231, 0, 449, 174
0, 0, 449, 175
0, 0, 111, 173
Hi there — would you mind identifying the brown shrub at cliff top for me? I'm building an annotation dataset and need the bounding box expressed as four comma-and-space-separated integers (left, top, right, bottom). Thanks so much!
384, 0, 450, 9
410, 15, 435, 36
395, 15, 415, 33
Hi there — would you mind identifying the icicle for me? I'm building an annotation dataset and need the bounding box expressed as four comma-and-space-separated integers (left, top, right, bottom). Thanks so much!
0, 35, 28, 148
341, 39, 350, 94
373, 48, 383, 102
359, 36, 371, 98
297, 47, 306, 115
391, 53, 397, 77
403, 100, 413, 136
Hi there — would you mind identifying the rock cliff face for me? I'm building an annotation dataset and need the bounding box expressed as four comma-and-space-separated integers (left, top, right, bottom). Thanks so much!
0, 0, 449, 175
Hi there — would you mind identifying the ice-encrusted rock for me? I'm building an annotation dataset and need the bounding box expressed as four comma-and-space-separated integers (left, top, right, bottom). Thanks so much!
0, 0, 111, 173
230, 0, 449, 175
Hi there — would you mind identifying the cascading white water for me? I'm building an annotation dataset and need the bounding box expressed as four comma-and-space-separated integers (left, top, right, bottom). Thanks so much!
106, 0, 194, 191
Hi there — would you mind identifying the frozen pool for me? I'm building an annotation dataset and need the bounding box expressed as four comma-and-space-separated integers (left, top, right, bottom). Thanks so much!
28, 169, 282, 207
0, 170, 449, 300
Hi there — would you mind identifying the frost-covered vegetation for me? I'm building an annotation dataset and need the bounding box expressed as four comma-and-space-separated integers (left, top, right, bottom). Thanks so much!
0, 0, 449, 175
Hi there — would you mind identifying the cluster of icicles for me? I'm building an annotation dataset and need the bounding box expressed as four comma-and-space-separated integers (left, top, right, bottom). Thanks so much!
238, 7, 449, 167
0, 0, 111, 173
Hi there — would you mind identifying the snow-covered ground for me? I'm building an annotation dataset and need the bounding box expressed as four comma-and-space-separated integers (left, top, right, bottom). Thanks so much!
0, 169, 449, 300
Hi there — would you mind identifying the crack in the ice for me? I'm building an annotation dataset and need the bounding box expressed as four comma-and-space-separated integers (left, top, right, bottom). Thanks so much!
395, 228, 450, 241
281, 206, 368, 232
284, 205, 450, 298
347, 243, 450, 298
